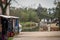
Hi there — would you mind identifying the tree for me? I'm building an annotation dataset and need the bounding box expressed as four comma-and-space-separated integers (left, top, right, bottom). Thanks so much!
10, 7, 39, 22
37, 4, 48, 20
52, 8, 56, 18
37, 4, 43, 20
36, 4, 48, 29
0, 0, 12, 15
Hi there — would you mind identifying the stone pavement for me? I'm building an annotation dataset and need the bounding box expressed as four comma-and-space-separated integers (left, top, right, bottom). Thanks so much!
13, 31, 60, 40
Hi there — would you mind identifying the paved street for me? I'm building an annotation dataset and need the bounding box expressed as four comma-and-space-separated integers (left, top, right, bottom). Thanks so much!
13, 31, 60, 40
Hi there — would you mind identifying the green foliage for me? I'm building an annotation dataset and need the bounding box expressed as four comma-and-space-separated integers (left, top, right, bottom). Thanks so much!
10, 6, 56, 23
20, 22, 39, 31
37, 5, 49, 19
8, 37, 13, 40
22, 26, 39, 32
10, 7, 39, 22
22, 22, 36, 27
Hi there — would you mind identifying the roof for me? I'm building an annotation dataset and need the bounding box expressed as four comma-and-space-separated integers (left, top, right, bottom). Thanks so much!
0, 15, 19, 18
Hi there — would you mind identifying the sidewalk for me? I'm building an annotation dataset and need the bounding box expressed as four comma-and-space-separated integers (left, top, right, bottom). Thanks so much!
13, 31, 60, 40
15, 31, 60, 37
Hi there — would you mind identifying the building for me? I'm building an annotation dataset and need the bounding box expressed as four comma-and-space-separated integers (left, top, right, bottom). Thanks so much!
0, 0, 19, 37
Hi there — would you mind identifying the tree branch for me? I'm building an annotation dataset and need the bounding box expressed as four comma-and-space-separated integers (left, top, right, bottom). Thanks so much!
4, 0, 12, 10
0, 0, 3, 8
9, 0, 12, 3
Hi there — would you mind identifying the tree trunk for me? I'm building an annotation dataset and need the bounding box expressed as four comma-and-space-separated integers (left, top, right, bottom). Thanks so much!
2, 8, 6, 15
37, 19, 41, 30
1, 7, 8, 40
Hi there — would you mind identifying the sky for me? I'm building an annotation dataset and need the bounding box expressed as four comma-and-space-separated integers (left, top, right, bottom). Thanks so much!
11, 0, 56, 9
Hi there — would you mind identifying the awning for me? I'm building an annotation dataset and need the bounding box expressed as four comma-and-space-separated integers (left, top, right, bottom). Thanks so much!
0, 15, 19, 19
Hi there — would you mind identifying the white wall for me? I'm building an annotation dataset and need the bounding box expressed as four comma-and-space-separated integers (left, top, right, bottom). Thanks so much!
0, 7, 2, 15
6, 5, 10, 15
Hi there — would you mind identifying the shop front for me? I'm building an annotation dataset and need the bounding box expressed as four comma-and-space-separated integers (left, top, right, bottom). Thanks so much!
0, 15, 19, 37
